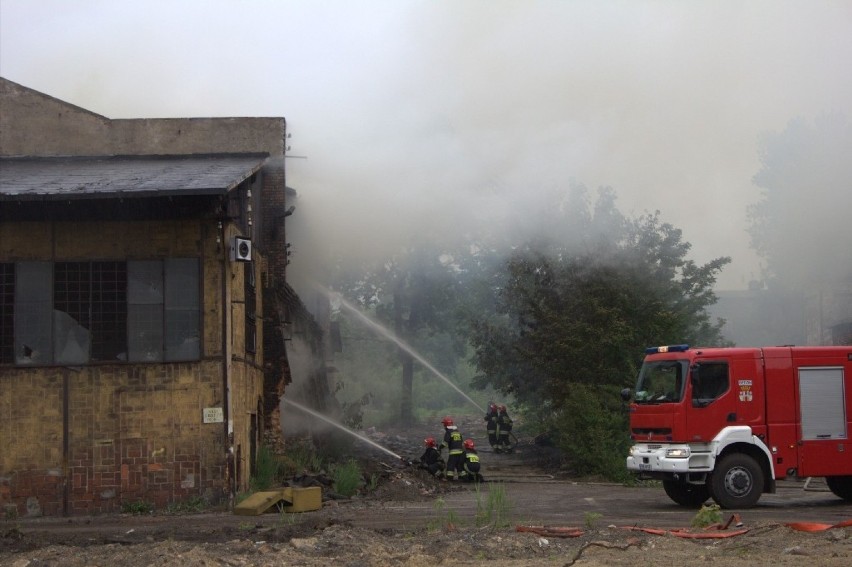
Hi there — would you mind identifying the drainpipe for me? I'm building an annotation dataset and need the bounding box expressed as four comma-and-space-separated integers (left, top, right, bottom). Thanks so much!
219, 220, 234, 506
62, 370, 69, 516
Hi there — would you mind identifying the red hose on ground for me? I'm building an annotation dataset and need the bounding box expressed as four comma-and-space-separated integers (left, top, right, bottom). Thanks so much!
786, 518, 852, 532
518, 515, 852, 540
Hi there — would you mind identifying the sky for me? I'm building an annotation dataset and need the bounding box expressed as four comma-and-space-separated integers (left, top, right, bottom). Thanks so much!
2, 0, 851, 290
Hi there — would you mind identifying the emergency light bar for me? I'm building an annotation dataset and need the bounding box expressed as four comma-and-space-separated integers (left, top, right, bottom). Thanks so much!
645, 344, 690, 354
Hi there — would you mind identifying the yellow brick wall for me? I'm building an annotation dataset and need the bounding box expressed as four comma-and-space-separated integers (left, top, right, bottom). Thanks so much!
0, 218, 265, 516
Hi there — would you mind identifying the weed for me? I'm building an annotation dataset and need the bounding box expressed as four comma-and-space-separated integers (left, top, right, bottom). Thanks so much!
121, 499, 154, 515
250, 444, 285, 492
164, 496, 206, 515
474, 483, 512, 529
584, 511, 603, 529
276, 502, 298, 526
279, 441, 325, 477
691, 503, 722, 528
330, 459, 362, 497
367, 473, 379, 492
427, 495, 463, 531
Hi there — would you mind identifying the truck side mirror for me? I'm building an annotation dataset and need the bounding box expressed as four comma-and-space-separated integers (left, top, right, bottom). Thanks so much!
620, 388, 632, 402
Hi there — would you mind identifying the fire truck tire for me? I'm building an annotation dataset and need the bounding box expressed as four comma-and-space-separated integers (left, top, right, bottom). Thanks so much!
825, 476, 852, 501
709, 453, 764, 509
662, 480, 710, 507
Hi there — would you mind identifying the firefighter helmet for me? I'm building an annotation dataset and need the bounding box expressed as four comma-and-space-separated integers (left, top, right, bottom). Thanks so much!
498, 404, 507, 412
441, 416, 454, 427
463, 439, 475, 450
488, 403, 497, 412
424, 437, 436, 448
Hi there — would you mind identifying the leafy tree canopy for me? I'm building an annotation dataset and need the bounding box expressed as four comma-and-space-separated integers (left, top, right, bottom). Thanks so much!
466, 185, 730, 477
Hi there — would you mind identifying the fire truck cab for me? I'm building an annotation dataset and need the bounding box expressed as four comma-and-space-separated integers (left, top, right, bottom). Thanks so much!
624, 345, 852, 508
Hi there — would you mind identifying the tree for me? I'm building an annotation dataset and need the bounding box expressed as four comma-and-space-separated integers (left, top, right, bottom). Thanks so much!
332, 240, 468, 424
468, 187, 730, 478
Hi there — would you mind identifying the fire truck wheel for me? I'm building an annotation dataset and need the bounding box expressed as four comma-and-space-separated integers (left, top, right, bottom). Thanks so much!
709, 453, 764, 509
825, 476, 852, 501
662, 480, 710, 507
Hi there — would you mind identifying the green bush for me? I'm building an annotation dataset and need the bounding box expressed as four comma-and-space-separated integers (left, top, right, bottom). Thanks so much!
549, 383, 632, 482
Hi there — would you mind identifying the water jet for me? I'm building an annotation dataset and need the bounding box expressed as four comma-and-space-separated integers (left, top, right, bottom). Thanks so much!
318, 285, 485, 414
282, 398, 403, 460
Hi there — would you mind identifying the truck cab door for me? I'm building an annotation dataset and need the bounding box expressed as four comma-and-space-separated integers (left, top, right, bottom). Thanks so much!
686, 360, 736, 442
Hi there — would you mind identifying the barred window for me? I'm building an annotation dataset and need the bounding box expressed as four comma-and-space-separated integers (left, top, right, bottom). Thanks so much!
0, 263, 14, 364
4, 259, 199, 366
14, 262, 52, 365
53, 262, 128, 364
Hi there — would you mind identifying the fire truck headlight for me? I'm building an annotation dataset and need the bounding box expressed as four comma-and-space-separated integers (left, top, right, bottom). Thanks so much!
627, 446, 634, 457
665, 447, 690, 459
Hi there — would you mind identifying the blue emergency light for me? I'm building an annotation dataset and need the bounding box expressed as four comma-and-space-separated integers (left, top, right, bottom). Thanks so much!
645, 344, 690, 354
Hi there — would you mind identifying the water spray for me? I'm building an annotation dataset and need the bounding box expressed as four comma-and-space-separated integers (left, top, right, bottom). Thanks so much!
282, 398, 404, 461
318, 284, 485, 413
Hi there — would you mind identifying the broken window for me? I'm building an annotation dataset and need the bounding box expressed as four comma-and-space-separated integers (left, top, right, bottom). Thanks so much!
53, 262, 128, 364
14, 262, 52, 365
164, 258, 200, 361
128, 261, 164, 362
4, 258, 199, 366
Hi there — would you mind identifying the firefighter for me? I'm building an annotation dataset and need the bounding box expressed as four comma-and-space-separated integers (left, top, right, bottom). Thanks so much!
496, 404, 514, 453
439, 416, 465, 480
484, 402, 499, 451
418, 437, 445, 478
460, 439, 484, 483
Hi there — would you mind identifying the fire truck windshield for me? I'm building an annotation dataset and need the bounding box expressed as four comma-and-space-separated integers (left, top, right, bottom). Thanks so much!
634, 359, 687, 404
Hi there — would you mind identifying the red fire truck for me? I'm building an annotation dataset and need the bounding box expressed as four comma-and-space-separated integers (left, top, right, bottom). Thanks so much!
623, 345, 852, 508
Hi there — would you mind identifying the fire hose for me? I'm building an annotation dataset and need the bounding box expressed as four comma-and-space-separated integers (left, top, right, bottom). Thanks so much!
517, 514, 852, 540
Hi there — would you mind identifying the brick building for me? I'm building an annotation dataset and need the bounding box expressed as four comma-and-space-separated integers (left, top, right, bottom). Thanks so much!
0, 77, 312, 516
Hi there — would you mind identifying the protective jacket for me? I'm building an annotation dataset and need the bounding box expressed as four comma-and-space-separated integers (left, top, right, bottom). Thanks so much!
418, 446, 445, 476
441, 426, 464, 455
461, 449, 483, 482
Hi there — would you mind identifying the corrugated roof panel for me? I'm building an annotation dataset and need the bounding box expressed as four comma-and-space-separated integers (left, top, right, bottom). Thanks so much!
0, 154, 268, 201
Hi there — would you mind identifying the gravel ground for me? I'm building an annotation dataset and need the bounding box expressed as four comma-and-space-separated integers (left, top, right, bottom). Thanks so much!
2, 416, 851, 566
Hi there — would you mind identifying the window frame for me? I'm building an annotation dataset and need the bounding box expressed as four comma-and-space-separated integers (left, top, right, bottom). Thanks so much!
3, 258, 201, 367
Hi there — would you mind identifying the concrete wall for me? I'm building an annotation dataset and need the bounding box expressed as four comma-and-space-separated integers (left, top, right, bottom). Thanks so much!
1, 78, 285, 158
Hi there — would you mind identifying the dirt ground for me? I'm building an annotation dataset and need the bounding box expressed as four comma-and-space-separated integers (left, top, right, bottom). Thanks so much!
2, 415, 851, 566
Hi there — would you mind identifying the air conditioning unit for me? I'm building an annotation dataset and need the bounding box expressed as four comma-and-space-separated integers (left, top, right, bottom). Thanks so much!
231, 237, 252, 262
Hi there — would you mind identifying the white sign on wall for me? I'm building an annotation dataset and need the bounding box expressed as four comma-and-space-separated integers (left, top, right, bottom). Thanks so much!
203, 407, 224, 423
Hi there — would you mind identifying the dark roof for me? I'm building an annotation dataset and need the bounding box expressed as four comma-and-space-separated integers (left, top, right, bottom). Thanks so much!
0, 154, 268, 201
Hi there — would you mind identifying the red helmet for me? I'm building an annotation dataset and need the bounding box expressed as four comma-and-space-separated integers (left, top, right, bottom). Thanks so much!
489, 403, 497, 412
441, 416, 454, 427
463, 439, 475, 450
498, 404, 507, 412
424, 437, 436, 448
